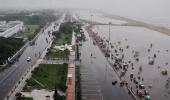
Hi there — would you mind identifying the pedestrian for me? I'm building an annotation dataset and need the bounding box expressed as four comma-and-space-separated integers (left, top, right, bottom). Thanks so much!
148, 49, 150, 52
139, 66, 142, 72
132, 66, 134, 70
153, 54, 157, 58
131, 86, 133, 91
150, 43, 153, 48
136, 58, 139, 62
142, 78, 144, 81
166, 62, 168, 65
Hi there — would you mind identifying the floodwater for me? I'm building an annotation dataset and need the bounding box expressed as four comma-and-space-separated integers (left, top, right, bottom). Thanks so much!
93, 25, 170, 100
74, 10, 127, 24
80, 26, 133, 100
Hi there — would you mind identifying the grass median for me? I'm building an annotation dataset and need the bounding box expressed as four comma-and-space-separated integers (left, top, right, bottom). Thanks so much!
46, 48, 70, 58
23, 64, 68, 92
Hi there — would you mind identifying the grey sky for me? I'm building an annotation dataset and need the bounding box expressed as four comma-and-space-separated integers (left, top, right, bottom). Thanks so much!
0, 0, 170, 22
0, 0, 169, 11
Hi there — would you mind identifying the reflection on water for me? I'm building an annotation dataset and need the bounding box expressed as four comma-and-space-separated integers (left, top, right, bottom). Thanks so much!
93, 25, 170, 100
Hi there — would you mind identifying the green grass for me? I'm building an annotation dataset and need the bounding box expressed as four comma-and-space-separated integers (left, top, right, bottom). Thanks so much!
52, 22, 73, 45
17, 25, 40, 40
54, 33, 72, 45
46, 49, 70, 58
23, 64, 68, 92
24, 25, 40, 38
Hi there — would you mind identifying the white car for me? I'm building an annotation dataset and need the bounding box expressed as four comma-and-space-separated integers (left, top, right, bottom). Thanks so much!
27, 57, 31, 62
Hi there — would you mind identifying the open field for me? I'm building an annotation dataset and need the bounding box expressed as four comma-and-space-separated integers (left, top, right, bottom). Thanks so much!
15, 25, 41, 40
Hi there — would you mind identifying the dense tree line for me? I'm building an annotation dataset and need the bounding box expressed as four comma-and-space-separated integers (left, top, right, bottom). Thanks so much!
59, 22, 73, 34
0, 37, 24, 65
0, 11, 58, 25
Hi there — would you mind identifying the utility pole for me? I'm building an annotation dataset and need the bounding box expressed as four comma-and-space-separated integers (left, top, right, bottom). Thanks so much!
109, 22, 111, 44
106, 22, 111, 58
90, 14, 93, 63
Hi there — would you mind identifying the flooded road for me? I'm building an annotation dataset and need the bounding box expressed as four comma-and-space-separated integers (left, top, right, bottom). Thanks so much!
80, 26, 133, 100
92, 25, 170, 100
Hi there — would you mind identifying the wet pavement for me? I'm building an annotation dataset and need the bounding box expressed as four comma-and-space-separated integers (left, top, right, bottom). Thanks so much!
0, 15, 65, 100
79, 26, 133, 100
92, 25, 170, 100
81, 67, 103, 100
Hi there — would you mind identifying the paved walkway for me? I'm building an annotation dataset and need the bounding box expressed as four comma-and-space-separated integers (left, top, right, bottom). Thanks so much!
42, 59, 80, 65
66, 31, 76, 100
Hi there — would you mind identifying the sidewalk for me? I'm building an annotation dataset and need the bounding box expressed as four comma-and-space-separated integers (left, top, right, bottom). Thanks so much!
66, 31, 76, 100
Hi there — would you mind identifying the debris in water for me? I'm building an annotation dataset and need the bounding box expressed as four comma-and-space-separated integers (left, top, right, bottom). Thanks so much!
161, 69, 168, 75
139, 66, 142, 72
165, 62, 168, 65
112, 81, 118, 85
126, 45, 129, 49
148, 84, 152, 89
153, 54, 157, 58
136, 58, 139, 62
148, 49, 151, 52
150, 43, 153, 48
158, 66, 160, 69
165, 83, 169, 89
148, 59, 154, 65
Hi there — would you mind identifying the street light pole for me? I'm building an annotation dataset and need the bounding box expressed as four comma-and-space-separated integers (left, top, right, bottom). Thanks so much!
107, 22, 111, 58
109, 22, 111, 44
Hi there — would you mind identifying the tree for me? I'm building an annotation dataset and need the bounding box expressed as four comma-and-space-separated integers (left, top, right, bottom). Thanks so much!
53, 85, 59, 99
64, 48, 70, 58
15, 92, 22, 100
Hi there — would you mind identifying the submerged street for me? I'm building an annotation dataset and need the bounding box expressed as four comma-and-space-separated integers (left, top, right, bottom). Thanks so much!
80, 26, 133, 100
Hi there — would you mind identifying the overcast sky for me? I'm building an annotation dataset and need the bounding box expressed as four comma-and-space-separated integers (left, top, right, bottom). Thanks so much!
0, 0, 169, 11
0, 0, 170, 22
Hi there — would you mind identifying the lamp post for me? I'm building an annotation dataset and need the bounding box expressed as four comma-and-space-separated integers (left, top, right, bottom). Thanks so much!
108, 22, 111, 44
106, 22, 111, 58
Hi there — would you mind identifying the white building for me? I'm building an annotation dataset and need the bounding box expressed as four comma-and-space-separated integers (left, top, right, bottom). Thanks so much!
0, 21, 24, 37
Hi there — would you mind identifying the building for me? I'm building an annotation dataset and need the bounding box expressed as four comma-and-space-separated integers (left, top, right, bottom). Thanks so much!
0, 21, 24, 37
